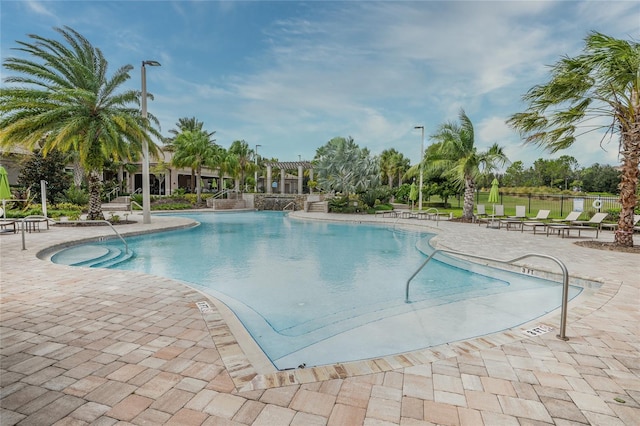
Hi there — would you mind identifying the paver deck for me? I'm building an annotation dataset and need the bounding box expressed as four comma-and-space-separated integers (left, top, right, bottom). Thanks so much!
1, 211, 638, 425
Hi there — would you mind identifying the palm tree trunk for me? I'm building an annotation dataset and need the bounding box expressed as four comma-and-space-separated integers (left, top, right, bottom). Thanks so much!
463, 177, 475, 220
87, 171, 104, 221
615, 91, 640, 247
72, 158, 84, 188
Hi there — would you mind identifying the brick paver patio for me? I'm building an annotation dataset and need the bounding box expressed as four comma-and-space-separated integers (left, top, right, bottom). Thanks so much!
1, 212, 638, 425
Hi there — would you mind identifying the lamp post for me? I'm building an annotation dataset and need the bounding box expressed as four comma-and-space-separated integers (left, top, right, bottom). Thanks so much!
141, 60, 161, 224
254, 144, 261, 192
414, 125, 424, 211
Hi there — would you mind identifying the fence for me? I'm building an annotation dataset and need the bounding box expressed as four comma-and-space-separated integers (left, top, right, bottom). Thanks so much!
472, 192, 620, 218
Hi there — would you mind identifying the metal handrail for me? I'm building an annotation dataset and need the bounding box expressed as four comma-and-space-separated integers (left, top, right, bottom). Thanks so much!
405, 249, 570, 341
130, 200, 143, 211
20, 215, 128, 254
212, 189, 236, 200
105, 187, 120, 202
283, 201, 296, 212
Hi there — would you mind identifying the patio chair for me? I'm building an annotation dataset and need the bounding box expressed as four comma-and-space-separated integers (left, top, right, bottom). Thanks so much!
478, 204, 505, 228
500, 205, 527, 230
570, 212, 608, 229
547, 212, 606, 238
508, 205, 526, 220
520, 209, 551, 234
474, 204, 488, 223
551, 211, 582, 223
527, 209, 550, 221
601, 214, 640, 231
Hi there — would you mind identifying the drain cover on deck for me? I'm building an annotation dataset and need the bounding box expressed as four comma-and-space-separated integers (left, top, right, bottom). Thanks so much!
196, 301, 213, 313
522, 324, 553, 337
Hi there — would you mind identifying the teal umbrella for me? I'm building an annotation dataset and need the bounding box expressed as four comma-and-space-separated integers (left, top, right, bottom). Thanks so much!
488, 178, 500, 204
0, 166, 11, 200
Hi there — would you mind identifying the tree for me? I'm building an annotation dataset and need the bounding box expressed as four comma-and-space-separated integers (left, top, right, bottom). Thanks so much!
508, 32, 639, 247
165, 117, 216, 193
228, 140, 254, 192
170, 130, 220, 204
0, 26, 161, 220
429, 109, 508, 220
580, 163, 621, 194
314, 136, 380, 194
18, 149, 70, 203
502, 161, 525, 187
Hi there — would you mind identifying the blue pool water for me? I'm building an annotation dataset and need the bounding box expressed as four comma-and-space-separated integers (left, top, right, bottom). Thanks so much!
52, 211, 581, 369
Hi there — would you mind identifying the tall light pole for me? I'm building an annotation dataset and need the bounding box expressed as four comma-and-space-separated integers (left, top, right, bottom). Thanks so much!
141, 60, 161, 224
414, 126, 425, 211
254, 144, 261, 192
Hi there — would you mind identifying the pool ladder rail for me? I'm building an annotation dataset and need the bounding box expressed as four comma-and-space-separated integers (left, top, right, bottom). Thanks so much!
19, 215, 128, 255
405, 249, 570, 341
283, 201, 296, 213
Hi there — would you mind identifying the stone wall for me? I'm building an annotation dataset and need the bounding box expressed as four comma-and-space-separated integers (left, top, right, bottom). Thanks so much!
254, 194, 311, 211
206, 199, 247, 210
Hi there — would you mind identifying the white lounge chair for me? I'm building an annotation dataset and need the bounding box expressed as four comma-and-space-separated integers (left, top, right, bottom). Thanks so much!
527, 209, 550, 221
601, 214, 640, 231
547, 212, 606, 238
521, 210, 550, 234
474, 204, 488, 223
500, 205, 527, 230
551, 211, 582, 223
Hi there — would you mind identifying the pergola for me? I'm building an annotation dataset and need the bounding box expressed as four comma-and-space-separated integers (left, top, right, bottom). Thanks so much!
264, 161, 314, 194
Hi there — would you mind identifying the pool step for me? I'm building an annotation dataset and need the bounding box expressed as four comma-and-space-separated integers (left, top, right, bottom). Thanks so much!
51, 245, 134, 268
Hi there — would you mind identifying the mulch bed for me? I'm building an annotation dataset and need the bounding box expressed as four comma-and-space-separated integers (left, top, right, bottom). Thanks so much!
574, 240, 639, 254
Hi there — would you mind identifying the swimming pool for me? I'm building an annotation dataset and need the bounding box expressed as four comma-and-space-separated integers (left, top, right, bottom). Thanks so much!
51, 211, 581, 369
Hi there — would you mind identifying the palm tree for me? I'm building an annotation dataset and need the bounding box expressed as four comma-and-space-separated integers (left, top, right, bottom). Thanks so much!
508, 32, 639, 247
0, 26, 161, 220
380, 148, 400, 187
430, 109, 508, 220
393, 152, 411, 187
228, 140, 254, 192
170, 130, 220, 204
165, 117, 216, 193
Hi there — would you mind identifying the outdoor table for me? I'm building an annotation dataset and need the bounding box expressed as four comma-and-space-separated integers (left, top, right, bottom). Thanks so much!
23, 218, 49, 233
0, 220, 17, 234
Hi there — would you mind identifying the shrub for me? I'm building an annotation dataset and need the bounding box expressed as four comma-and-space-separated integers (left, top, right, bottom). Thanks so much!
130, 194, 142, 205
374, 203, 393, 211
150, 203, 192, 210
54, 202, 83, 212
64, 186, 89, 206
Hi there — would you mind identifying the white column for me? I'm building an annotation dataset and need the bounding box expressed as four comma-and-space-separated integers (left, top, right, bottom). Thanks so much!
297, 165, 303, 194
280, 168, 286, 194
267, 165, 272, 194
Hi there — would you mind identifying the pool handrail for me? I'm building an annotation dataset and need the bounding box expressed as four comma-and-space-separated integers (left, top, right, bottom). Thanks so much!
20, 215, 128, 255
283, 201, 296, 212
405, 248, 570, 341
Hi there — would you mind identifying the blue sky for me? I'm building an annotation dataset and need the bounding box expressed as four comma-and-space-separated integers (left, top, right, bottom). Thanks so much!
1, 0, 638, 170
